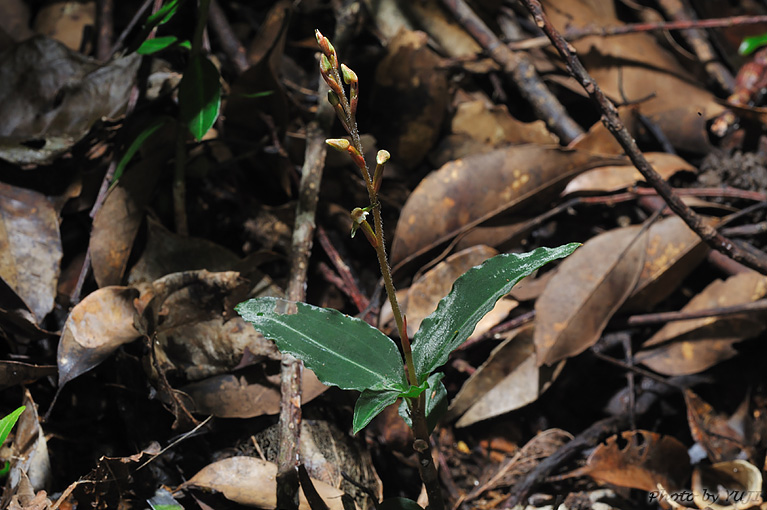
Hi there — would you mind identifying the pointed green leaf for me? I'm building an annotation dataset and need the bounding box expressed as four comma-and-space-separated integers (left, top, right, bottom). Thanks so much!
236, 297, 407, 392
112, 117, 170, 187
137, 36, 183, 55
353, 388, 400, 434
0, 406, 25, 446
179, 55, 221, 141
412, 244, 579, 383
146, 0, 183, 27
739, 33, 767, 56
399, 372, 446, 433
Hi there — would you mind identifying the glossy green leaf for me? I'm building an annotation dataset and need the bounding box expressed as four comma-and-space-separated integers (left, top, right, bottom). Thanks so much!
137, 36, 183, 55
378, 498, 425, 510
412, 244, 579, 383
179, 54, 221, 141
0, 406, 24, 446
399, 372, 446, 433
739, 33, 767, 56
398, 381, 429, 399
353, 388, 400, 434
236, 297, 407, 392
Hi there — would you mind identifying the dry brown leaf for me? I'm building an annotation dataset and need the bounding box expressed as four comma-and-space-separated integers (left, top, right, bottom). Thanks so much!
563, 152, 696, 195
56, 286, 140, 387
181, 368, 327, 418
183, 456, 356, 510
0, 36, 140, 164
692, 460, 763, 510
4, 389, 50, 507
534, 224, 648, 366
448, 325, 564, 427
406, 245, 500, 336
128, 217, 241, 287
0, 182, 62, 323
0, 362, 57, 392
624, 215, 709, 311
33, 1, 95, 51
569, 107, 639, 154
543, 0, 724, 153
573, 430, 690, 493
391, 145, 624, 267
433, 98, 558, 164
90, 151, 166, 288
684, 389, 744, 463
635, 272, 767, 376
373, 29, 448, 169
253, 420, 382, 510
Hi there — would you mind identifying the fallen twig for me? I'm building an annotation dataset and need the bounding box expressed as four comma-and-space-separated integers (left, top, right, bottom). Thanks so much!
519, 0, 767, 275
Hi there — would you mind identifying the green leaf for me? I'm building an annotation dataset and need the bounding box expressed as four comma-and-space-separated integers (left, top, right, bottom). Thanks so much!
0, 406, 24, 446
178, 54, 221, 141
146, 0, 183, 28
399, 372, 446, 433
353, 388, 400, 434
236, 297, 407, 392
137, 36, 183, 55
397, 381, 429, 399
378, 498, 426, 510
112, 117, 170, 187
739, 33, 767, 56
412, 244, 579, 383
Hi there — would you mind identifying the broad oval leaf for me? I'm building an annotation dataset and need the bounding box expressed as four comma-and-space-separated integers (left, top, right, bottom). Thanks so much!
236, 297, 407, 392
179, 54, 221, 141
354, 388, 400, 434
412, 244, 579, 383
534, 226, 648, 366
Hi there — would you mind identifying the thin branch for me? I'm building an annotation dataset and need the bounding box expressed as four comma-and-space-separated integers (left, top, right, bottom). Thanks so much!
508, 13, 767, 52
441, 0, 583, 144
519, 0, 767, 275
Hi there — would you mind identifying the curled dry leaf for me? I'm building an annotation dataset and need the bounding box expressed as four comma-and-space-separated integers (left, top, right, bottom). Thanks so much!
534, 224, 648, 366
448, 325, 564, 428
0, 182, 62, 323
373, 28, 448, 169
5, 389, 50, 503
57, 286, 140, 388
624, 215, 709, 311
635, 272, 767, 376
570, 430, 690, 493
183, 456, 356, 510
692, 460, 762, 510
684, 389, 745, 463
391, 145, 624, 267
181, 368, 326, 418
0, 36, 140, 164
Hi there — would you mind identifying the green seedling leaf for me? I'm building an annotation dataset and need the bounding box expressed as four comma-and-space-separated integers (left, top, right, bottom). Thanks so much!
0, 406, 25, 446
112, 117, 170, 186
234, 90, 274, 99
412, 244, 579, 383
179, 54, 221, 141
353, 388, 400, 434
739, 33, 767, 56
137, 36, 189, 55
236, 297, 408, 392
146, 0, 183, 28
399, 372, 447, 433
398, 381, 429, 399
378, 497, 426, 510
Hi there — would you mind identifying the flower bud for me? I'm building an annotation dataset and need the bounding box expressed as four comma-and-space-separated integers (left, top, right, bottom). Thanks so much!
340, 64, 357, 85
325, 138, 350, 152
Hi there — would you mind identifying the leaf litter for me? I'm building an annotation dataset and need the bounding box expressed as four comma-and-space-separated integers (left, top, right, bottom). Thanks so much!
4, 0, 767, 508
